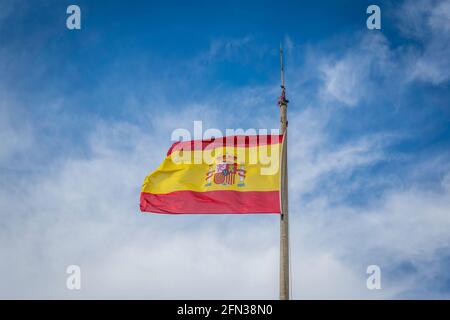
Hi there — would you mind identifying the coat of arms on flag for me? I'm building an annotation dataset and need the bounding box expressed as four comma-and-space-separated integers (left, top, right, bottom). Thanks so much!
205, 154, 246, 187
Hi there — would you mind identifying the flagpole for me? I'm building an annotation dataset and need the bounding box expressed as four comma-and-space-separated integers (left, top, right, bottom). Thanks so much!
279, 45, 290, 300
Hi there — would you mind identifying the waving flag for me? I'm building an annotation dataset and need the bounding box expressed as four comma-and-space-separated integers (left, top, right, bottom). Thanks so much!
140, 135, 282, 214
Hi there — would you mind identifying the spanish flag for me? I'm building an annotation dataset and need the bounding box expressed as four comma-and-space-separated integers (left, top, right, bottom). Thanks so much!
140, 134, 283, 214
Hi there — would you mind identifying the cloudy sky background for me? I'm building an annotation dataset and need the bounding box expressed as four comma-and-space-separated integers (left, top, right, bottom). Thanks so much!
1, 0, 450, 299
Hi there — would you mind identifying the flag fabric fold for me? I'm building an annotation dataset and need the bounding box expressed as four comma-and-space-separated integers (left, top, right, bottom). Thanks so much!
140, 134, 282, 214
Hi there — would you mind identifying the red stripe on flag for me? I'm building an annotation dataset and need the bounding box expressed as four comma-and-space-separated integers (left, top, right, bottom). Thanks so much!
140, 190, 281, 214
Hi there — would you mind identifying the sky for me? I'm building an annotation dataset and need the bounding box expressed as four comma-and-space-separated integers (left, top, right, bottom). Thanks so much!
0, 0, 450, 299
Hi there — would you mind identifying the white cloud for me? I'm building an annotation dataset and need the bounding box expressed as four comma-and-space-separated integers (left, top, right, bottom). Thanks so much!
443, 172, 450, 191
318, 33, 393, 107
292, 182, 450, 299
398, 0, 450, 84
287, 106, 394, 200
0, 97, 34, 166
316, 0, 450, 108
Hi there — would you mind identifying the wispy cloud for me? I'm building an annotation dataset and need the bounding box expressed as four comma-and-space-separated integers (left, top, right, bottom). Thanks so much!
398, 0, 450, 84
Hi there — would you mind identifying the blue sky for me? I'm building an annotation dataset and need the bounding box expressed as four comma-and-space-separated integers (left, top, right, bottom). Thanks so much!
1, 0, 450, 299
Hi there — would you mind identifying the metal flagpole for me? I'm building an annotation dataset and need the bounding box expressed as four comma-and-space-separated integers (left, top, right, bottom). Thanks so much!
278, 45, 290, 300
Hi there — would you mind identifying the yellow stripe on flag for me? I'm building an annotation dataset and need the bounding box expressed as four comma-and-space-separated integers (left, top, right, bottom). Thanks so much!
142, 144, 280, 194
